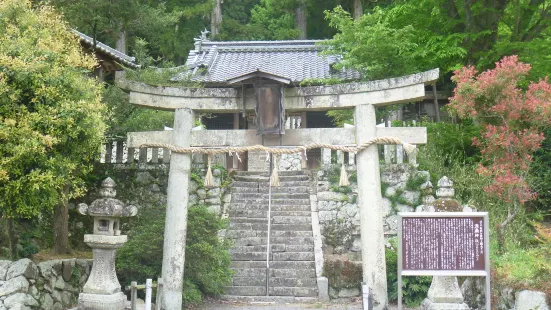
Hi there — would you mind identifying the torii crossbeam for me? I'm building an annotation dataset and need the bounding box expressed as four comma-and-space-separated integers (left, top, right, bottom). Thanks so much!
116, 69, 438, 310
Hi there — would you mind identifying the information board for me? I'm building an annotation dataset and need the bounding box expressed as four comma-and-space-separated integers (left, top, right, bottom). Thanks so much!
397, 212, 490, 310
401, 216, 485, 272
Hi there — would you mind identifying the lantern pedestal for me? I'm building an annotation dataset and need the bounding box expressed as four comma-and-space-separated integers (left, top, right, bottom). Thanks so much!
78, 235, 128, 310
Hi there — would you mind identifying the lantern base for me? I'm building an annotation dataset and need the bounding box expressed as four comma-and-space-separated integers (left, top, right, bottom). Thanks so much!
78, 292, 127, 310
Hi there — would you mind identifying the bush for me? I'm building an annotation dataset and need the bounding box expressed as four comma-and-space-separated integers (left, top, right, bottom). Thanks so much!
323, 259, 362, 290
116, 204, 232, 305
385, 246, 431, 307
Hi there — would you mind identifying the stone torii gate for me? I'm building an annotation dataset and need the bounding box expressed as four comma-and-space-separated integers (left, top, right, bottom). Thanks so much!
116, 69, 438, 310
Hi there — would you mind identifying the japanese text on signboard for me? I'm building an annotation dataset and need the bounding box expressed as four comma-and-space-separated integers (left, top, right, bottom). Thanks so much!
401, 217, 485, 271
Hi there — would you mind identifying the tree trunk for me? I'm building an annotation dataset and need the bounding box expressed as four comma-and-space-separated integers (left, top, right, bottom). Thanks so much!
116, 25, 127, 54
6, 218, 18, 260
353, 0, 363, 20
295, 0, 307, 39
211, 0, 223, 38
52, 188, 71, 255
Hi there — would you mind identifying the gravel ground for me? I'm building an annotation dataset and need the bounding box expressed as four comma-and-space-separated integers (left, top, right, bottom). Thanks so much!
197, 298, 412, 310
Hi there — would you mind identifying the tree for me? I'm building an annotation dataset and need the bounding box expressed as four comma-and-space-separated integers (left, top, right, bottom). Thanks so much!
324, 0, 551, 81
48, 0, 183, 63
0, 0, 107, 255
448, 56, 551, 251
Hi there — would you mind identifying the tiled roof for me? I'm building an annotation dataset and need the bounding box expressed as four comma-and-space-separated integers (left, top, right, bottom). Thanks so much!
181, 40, 360, 85
73, 30, 139, 69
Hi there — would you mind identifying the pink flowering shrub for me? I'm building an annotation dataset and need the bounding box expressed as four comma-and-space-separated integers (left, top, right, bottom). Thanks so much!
449, 56, 551, 205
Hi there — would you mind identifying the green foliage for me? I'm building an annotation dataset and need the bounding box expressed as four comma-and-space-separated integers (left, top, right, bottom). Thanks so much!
386, 245, 431, 307
527, 126, 551, 213
48, 0, 184, 63
323, 6, 430, 80
184, 205, 232, 297
0, 0, 107, 218
116, 204, 232, 304
323, 259, 362, 289
405, 173, 427, 191
326, 109, 354, 127
324, 0, 551, 81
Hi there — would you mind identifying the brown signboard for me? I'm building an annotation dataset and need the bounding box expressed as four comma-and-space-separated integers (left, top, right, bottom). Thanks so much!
401, 216, 486, 271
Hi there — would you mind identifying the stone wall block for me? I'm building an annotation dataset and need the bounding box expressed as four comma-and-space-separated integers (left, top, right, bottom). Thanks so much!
204, 197, 221, 205
27, 285, 38, 299
385, 187, 396, 197
397, 205, 414, 212
37, 260, 61, 279
188, 194, 198, 205
382, 199, 392, 217
61, 260, 75, 282
400, 191, 420, 205
6, 259, 38, 280
0, 276, 29, 297
196, 189, 207, 199
3, 293, 38, 309
515, 290, 549, 310
207, 188, 221, 197
317, 191, 348, 202
40, 294, 54, 310
135, 171, 154, 184
0, 262, 10, 281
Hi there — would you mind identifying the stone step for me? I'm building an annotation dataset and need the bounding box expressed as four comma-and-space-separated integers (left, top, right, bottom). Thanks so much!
234, 175, 309, 182
229, 204, 311, 212
226, 230, 312, 239
230, 244, 314, 253
232, 180, 310, 189
224, 286, 317, 297
232, 193, 311, 200
272, 216, 311, 224
231, 277, 317, 288
231, 261, 316, 270
231, 251, 315, 261
233, 236, 314, 246
229, 222, 312, 231
231, 198, 311, 205
236, 171, 309, 176
232, 186, 310, 194
229, 216, 311, 225
259, 181, 311, 187
229, 210, 311, 218
218, 295, 319, 303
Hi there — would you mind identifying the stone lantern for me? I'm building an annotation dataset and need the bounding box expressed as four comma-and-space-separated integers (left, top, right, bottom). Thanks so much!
77, 177, 137, 310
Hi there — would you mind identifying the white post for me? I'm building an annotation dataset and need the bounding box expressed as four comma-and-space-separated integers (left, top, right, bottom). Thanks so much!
337, 151, 344, 164
348, 152, 355, 166
321, 148, 331, 167
355, 104, 388, 310
162, 108, 194, 310
145, 279, 152, 310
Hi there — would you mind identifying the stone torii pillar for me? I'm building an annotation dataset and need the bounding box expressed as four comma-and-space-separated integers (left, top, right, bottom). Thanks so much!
355, 104, 387, 308
162, 108, 194, 308
116, 69, 438, 310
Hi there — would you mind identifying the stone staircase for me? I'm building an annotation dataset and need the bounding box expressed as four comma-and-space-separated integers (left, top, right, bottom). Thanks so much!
224, 170, 319, 299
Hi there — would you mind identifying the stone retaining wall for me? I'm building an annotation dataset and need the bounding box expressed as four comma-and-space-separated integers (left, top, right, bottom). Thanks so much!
0, 258, 92, 310
278, 153, 302, 171
462, 277, 549, 310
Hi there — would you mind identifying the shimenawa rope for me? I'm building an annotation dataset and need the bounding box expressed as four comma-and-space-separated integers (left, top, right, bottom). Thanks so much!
140, 136, 416, 187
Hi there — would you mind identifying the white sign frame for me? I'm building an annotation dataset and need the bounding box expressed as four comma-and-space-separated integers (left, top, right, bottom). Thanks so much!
397, 212, 490, 310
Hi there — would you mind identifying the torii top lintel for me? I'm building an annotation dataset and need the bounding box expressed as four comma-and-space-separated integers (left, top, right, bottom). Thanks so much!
115, 69, 439, 113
